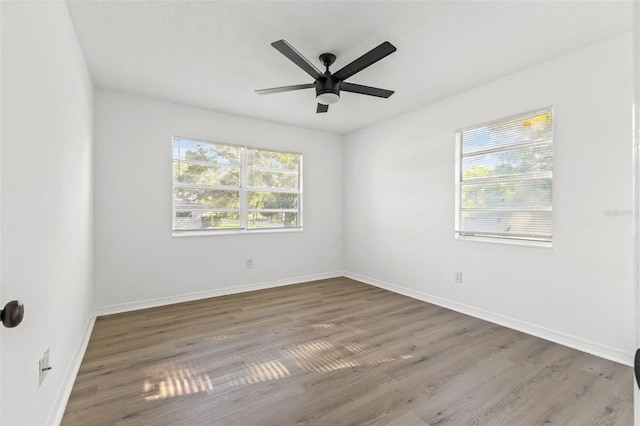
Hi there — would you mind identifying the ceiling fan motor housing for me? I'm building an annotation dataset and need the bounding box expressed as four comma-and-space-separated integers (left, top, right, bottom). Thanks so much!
315, 76, 340, 105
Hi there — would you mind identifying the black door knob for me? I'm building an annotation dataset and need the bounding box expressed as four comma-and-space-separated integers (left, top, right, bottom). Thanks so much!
1, 300, 24, 328
635, 348, 640, 389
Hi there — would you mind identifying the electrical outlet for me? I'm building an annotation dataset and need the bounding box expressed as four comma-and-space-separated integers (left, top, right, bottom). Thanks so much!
246, 259, 253, 269
39, 348, 51, 386
454, 271, 463, 284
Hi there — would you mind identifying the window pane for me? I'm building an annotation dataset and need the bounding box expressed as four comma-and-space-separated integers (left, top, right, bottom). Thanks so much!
173, 188, 240, 210
247, 169, 298, 189
462, 111, 552, 154
248, 192, 298, 210
173, 163, 240, 186
247, 149, 299, 189
460, 210, 552, 239
247, 212, 298, 229
246, 148, 301, 230
462, 143, 552, 179
173, 211, 240, 231
247, 149, 299, 170
173, 140, 240, 166
461, 179, 552, 209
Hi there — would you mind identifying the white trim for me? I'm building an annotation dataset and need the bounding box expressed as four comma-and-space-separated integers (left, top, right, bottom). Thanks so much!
240, 145, 248, 229
46, 315, 96, 426
633, 1, 640, 423
344, 271, 633, 367
172, 226, 303, 238
93, 272, 343, 317
455, 234, 553, 248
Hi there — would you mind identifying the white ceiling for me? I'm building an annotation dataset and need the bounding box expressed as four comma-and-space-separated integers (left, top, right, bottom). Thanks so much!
66, 1, 632, 135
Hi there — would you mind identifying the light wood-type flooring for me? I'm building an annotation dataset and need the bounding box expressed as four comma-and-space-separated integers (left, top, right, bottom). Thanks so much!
62, 277, 633, 425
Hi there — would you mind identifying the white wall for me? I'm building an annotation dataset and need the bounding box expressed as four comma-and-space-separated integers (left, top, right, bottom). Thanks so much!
344, 34, 634, 364
1, 1, 94, 425
93, 90, 343, 311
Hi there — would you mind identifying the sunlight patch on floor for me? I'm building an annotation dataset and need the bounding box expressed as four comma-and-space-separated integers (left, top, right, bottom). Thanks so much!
283, 339, 360, 373
311, 323, 336, 329
228, 359, 291, 386
143, 362, 214, 401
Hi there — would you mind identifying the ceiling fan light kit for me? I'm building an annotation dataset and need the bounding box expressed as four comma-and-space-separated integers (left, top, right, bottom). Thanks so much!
317, 91, 340, 105
256, 39, 396, 113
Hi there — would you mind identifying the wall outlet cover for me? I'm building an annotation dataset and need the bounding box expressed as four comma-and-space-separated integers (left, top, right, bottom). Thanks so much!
39, 348, 51, 386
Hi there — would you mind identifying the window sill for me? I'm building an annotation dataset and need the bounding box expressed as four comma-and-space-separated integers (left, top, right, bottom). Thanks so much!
455, 234, 552, 248
172, 227, 303, 238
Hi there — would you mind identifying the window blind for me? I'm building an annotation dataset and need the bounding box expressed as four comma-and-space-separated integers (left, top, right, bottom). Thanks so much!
455, 108, 553, 243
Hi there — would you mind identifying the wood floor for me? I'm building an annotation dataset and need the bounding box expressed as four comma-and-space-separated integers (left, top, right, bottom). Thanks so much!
62, 278, 633, 425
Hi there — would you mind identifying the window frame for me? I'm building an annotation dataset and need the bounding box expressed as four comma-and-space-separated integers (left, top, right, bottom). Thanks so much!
172, 136, 303, 236
454, 107, 553, 247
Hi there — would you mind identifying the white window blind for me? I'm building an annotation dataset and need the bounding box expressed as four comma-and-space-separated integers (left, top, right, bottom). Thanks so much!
172, 137, 302, 233
455, 108, 553, 244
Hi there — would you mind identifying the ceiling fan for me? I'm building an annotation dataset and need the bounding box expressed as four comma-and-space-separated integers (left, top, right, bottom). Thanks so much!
256, 40, 396, 113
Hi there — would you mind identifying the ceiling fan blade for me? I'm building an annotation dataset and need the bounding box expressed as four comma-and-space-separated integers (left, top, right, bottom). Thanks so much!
255, 84, 315, 95
340, 82, 394, 98
333, 41, 396, 81
317, 103, 329, 113
272, 40, 323, 80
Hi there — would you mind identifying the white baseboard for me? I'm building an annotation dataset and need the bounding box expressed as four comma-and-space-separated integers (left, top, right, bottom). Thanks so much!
93, 272, 344, 317
46, 314, 96, 426
344, 271, 633, 367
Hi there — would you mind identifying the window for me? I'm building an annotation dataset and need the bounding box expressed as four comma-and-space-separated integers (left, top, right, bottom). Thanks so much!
172, 136, 302, 234
455, 108, 553, 245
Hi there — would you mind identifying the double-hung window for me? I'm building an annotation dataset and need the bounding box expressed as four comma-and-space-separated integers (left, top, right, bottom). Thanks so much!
172, 136, 302, 234
455, 108, 553, 245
